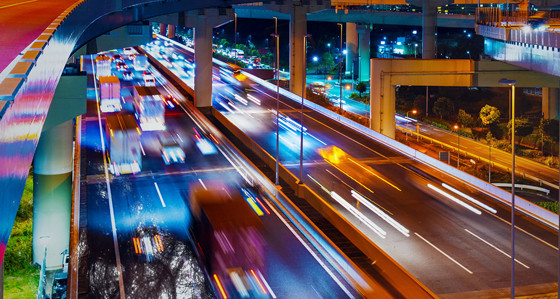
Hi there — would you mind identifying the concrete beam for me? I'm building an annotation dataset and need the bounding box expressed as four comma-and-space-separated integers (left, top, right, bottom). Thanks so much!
43, 75, 86, 132
370, 58, 560, 138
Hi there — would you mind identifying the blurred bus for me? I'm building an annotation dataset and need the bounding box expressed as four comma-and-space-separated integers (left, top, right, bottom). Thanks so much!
105, 113, 142, 175
133, 86, 166, 131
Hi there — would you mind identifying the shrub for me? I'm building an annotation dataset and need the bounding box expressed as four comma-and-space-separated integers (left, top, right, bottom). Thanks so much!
536, 201, 558, 214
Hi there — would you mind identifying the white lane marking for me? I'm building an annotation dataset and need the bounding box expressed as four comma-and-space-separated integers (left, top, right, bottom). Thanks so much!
464, 229, 530, 269
415, 233, 473, 274
154, 182, 166, 208
91, 57, 127, 299
427, 184, 481, 215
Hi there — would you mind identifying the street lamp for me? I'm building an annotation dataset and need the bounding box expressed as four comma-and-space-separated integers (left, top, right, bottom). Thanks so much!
234, 13, 238, 66
300, 34, 311, 183
453, 124, 460, 167
405, 110, 417, 142
272, 31, 280, 186
312, 56, 319, 74
338, 23, 343, 114
499, 77, 517, 299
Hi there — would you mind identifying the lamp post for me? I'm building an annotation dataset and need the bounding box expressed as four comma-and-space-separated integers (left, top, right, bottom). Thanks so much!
234, 13, 238, 66
499, 78, 516, 299
272, 31, 280, 186
300, 34, 311, 183
338, 23, 343, 114
406, 109, 417, 142
454, 124, 460, 167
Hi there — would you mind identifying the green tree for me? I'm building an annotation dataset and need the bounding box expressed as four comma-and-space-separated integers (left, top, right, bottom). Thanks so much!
507, 118, 535, 145
457, 109, 474, 127
356, 81, 367, 97
432, 97, 453, 119
413, 95, 425, 115
479, 104, 501, 126
539, 118, 559, 141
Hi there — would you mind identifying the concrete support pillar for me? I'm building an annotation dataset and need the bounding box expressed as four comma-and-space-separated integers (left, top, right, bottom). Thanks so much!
159, 23, 167, 36
422, 1, 437, 59
194, 17, 214, 107
33, 120, 73, 269
289, 5, 307, 98
542, 88, 559, 120
357, 25, 371, 83
346, 23, 358, 77
370, 59, 395, 138
167, 25, 176, 39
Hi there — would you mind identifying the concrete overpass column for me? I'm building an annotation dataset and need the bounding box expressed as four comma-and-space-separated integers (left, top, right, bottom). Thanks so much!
346, 23, 358, 77
422, 1, 437, 59
357, 25, 371, 82
370, 59, 395, 138
33, 120, 73, 269
167, 25, 176, 39
542, 88, 559, 120
289, 4, 307, 98
194, 17, 213, 107
159, 23, 167, 36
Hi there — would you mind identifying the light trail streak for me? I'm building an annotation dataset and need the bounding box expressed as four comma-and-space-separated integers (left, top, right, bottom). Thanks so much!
347, 157, 401, 191
331, 192, 386, 239
427, 184, 481, 215
442, 183, 497, 214
324, 160, 374, 194
351, 191, 409, 237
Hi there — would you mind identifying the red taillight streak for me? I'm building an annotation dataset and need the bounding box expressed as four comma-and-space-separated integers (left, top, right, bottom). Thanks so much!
250, 269, 267, 294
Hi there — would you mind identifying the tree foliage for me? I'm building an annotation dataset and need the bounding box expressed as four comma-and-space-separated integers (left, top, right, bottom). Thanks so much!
413, 95, 425, 115
355, 81, 367, 97
457, 109, 474, 127
539, 118, 559, 141
479, 104, 501, 126
432, 97, 453, 119
507, 118, 535, 143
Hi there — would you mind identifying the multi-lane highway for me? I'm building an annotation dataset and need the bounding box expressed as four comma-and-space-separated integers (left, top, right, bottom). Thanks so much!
146, 36, 559, 297
79, 51, 370, 298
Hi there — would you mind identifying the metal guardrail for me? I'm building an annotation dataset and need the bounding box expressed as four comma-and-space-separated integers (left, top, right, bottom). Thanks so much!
239, 69, 559, 229
396, 124, 559, 191
493, 183, 551, 195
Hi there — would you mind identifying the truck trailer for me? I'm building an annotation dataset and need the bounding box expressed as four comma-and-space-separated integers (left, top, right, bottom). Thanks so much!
189, 182, 267, 298
132, 85, 165, 131
95, 54, 112, 78
99, 76, 121, 113
105, 113, 142, 175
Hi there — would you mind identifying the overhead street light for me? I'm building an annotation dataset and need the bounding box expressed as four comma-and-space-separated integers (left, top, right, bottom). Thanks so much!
272, 31, 280, 186
300, 34, 311, 183
338, 23, 343, 114
453, 124, 460, 167
499, 77, 517, 299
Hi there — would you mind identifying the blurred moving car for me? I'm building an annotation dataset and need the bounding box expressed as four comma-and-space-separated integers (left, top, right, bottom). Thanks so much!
159, 130, 185, 165
132, 226, 164, 262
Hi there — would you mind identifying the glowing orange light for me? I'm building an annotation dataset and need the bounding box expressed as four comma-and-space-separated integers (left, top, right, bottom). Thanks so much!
345, 84, 351, 90
213, 274, 228, 299
251, 269, 267, 294
133, 237, 142, 254
327, 76, 332, 80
